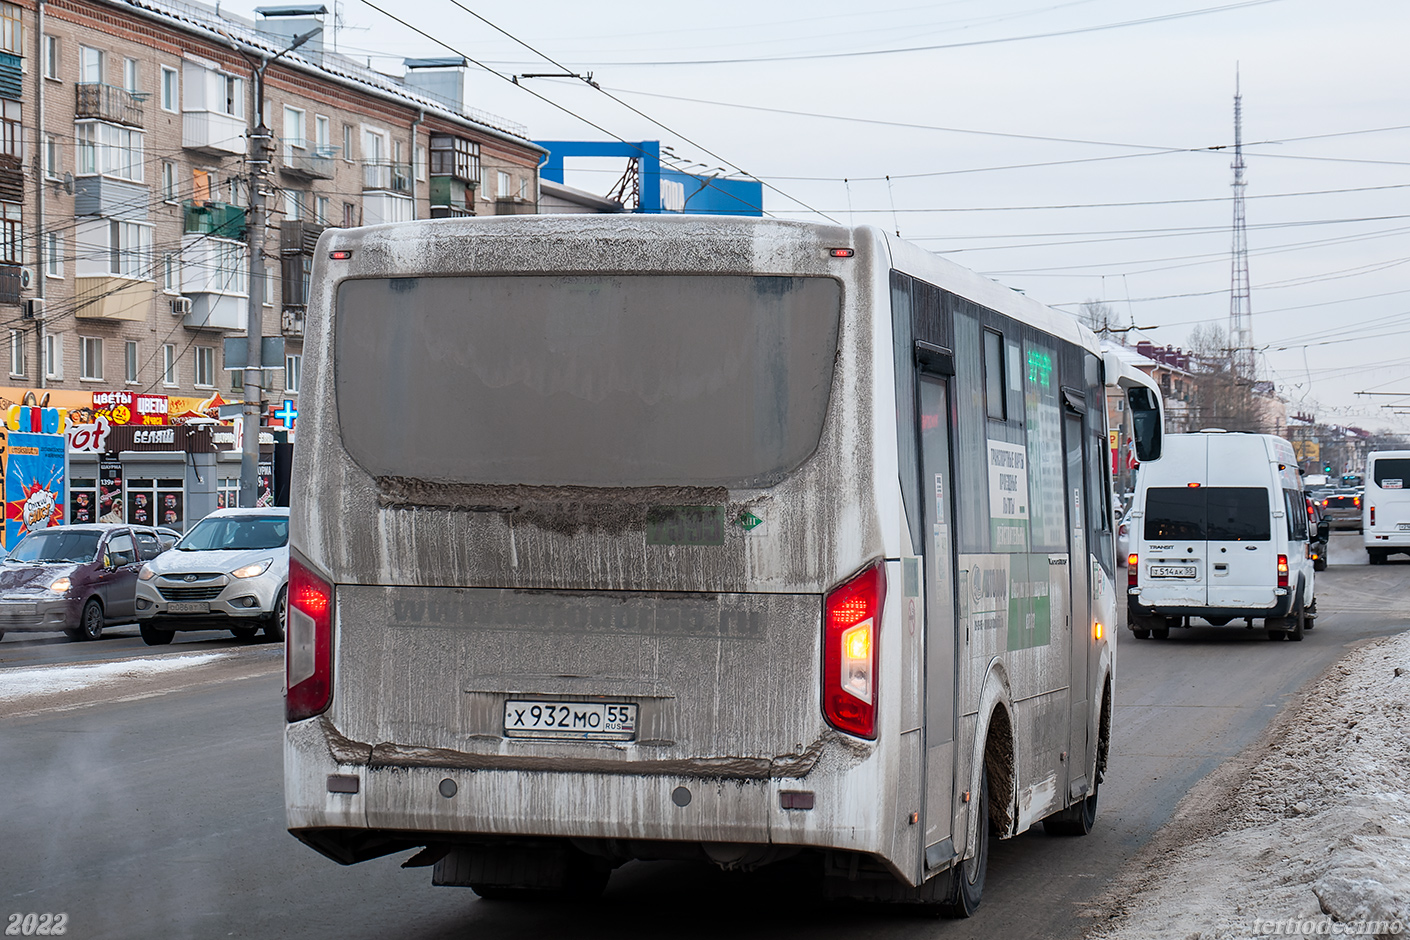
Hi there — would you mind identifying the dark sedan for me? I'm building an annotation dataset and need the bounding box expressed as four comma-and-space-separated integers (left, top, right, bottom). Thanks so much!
0, 525, 167, 641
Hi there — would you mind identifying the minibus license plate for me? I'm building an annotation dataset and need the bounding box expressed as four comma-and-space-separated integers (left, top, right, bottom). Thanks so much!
504, 701, 638, 741
1398, 523, 1410, 531
1149, 565, 1196, 578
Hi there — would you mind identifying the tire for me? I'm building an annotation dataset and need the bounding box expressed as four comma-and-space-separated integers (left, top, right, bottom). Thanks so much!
263, 587, 287, 642
140, 621, 174, 646
1131, 628, 1151, 640
940, 770, 989, 917
230, 626, 259, 641
1369, 550, 1386, 566
1286, 596, 1306, 642
1151, 627, 1170, 640
1044, 778, 1099, 836
75, 598, 104, 642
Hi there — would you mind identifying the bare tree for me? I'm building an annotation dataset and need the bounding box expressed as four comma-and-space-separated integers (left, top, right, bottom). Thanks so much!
1184, 323, 1274, 432
1077, 300, 1120, 336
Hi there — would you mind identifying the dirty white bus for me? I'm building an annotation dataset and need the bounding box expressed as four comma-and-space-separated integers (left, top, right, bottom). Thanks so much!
283, 215, 1164, 914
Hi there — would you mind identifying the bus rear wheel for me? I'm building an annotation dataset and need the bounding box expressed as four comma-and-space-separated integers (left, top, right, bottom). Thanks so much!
1043, 779, 1099, 836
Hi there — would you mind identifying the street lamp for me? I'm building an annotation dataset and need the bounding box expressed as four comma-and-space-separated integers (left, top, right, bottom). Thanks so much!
224, 29, 318, 508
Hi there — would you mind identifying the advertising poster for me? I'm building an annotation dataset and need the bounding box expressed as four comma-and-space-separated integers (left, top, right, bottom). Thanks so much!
160, 491, 183, 528
257, 459, 274, 507
98, 459, 124, 523
70, 489, 95, 524
987, 439, 1030, 551
128, 490, 153, 526
5, 430, 67, 549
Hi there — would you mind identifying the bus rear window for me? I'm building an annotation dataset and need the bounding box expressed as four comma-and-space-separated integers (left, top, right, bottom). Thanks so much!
1372, 458, 1410, 490
334, 275, 841, 488
1144, 487, 1271, 541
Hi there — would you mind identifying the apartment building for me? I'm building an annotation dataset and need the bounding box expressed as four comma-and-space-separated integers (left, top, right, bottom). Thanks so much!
0, 0, 543, 525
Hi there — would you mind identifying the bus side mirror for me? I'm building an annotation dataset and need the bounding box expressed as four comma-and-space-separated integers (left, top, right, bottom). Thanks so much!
1128, 387, 1163, 462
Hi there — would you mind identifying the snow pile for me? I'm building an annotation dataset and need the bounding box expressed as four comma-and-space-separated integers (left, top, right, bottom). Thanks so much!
1097, 630, 1410, 940
0, 651, 229, 702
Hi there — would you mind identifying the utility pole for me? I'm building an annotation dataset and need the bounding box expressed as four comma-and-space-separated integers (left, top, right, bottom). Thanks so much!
229, 30, 316, 508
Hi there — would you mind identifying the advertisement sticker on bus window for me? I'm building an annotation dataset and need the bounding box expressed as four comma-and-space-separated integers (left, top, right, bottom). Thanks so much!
987, 440, 1029, 551
1383, 479, 1402, 489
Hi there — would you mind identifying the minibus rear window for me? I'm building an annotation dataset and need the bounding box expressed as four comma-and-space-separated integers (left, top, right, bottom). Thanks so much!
334, 275, 841, 488
1143, 487, 1271, 541
1372, 458, 1410, 490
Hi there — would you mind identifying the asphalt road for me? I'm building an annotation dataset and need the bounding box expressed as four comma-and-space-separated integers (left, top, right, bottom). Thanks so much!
2, 534, 1407, 940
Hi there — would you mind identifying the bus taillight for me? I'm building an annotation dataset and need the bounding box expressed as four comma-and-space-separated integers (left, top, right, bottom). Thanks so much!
823, 562, 885, 740
287, 556, 335, 723
1277, 554, 1289, 590
1128, 555, 1139, 588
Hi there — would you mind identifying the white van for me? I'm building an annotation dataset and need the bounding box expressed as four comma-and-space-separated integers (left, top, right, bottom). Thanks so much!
1364, 450, 1410, 563
1127, 431, 1315, 641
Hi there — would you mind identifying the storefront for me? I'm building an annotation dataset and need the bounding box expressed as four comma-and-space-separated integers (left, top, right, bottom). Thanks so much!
68, 425, 219, 533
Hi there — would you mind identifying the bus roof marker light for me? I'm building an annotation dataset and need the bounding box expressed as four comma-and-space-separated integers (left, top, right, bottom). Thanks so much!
329, 249, 353, 260
829, 248, 854, 258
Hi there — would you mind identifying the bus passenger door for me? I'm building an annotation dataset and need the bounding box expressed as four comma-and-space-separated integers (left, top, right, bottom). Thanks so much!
1062, 406, 1091, 799
918, 372, 958, 867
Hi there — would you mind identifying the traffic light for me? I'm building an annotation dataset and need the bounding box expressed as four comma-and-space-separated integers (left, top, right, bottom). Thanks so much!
1323, 464, 1332, 473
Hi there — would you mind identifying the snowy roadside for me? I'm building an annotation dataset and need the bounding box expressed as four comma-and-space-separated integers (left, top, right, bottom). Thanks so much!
0, 648, 281, 716
1092, 629, 1410, 940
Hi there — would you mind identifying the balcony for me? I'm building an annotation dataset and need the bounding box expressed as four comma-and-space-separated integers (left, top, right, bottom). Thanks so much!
75, 276, 150, 321
183, 110, 247, 157
280, 141, 337, 180
362, 161, 411, 193
75, 177, 149, 220
76, 83, 145, 128
183, 200, 247, 239
0, 52, 21, 100
0, 263, 20, 305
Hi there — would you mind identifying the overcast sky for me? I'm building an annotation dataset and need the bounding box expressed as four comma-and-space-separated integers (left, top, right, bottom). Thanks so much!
225, 0, 1410, 432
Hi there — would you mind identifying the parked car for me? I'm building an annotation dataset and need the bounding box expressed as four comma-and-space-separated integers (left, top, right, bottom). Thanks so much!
1306, 497, 1329, 571
1321, 492, 1363, 532
135, 508, 289, 645
155, 526, 183, 550
0, 525, 168, 642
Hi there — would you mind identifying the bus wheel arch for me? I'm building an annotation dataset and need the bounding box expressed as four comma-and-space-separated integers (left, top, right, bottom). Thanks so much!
969, 662, 1018, 841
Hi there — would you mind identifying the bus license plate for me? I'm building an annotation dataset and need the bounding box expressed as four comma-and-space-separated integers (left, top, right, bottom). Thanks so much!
1149, 565, 1196, 578
504, 701, 638, 741
167, 602, 210, 613
1398, 523, 1410, 531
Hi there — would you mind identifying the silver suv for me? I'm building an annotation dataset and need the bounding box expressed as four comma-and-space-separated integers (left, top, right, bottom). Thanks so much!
135, 508, 289, 645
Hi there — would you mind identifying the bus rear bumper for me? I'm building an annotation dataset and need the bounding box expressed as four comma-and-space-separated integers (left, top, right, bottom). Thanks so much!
284, 714, 902, 875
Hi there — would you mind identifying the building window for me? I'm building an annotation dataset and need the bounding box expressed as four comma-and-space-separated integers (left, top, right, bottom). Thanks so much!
414, 144, 427, 182
195, 345, 214, 387
0, 202, 19, 265
231, 368, 242, 392
497, 170, 511, 198
217, 477, 240, 509
314, 114, 330, 153
44, 333, 62, 380
79, 45, 103, 84
0, 99, 19, 161
285, 353, 301, 393
429, 134, 479, 182
160, 66, 177, 112
223, 74, 244, 118
161, 161, 176, 201
162, 344, 176, 386
519, 177, 530, 201
43, 134, 59, 178
44, 231, 62, 277
163, 251, 176, 292
343, 202, 356, 227
75, 122, 144, 182
343, 123, 353, 161
283, 189, 304, 221
125, 340, 138, 383
0, 3, 21, 56
123, 57, 139, 92
314, 195, 329, 225
43, 35, 58, 80
80, 219, 152, 278
9, 328, 24, 377
80, 336, 103, 381
283, 106, 305, 159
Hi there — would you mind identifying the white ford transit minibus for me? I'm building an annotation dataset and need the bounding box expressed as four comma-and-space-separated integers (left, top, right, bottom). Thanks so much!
1364, 450, 1410, 564
1127, 431, 1315, 641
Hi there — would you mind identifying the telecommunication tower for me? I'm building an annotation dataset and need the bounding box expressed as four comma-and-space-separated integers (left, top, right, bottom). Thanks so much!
1228, 71, 1256, 378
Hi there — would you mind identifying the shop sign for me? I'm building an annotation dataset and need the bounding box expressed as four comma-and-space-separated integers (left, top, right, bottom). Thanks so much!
92, 390, 170, 426
68, 416, 113, 454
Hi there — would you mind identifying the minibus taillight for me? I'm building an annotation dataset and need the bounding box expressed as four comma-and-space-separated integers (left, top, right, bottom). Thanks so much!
1370, 507, 1376, 527
286, 557, 334, 723
823, 562, 885, 740
1276, 554, 1289, 590
1128, 555, 1139, 588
